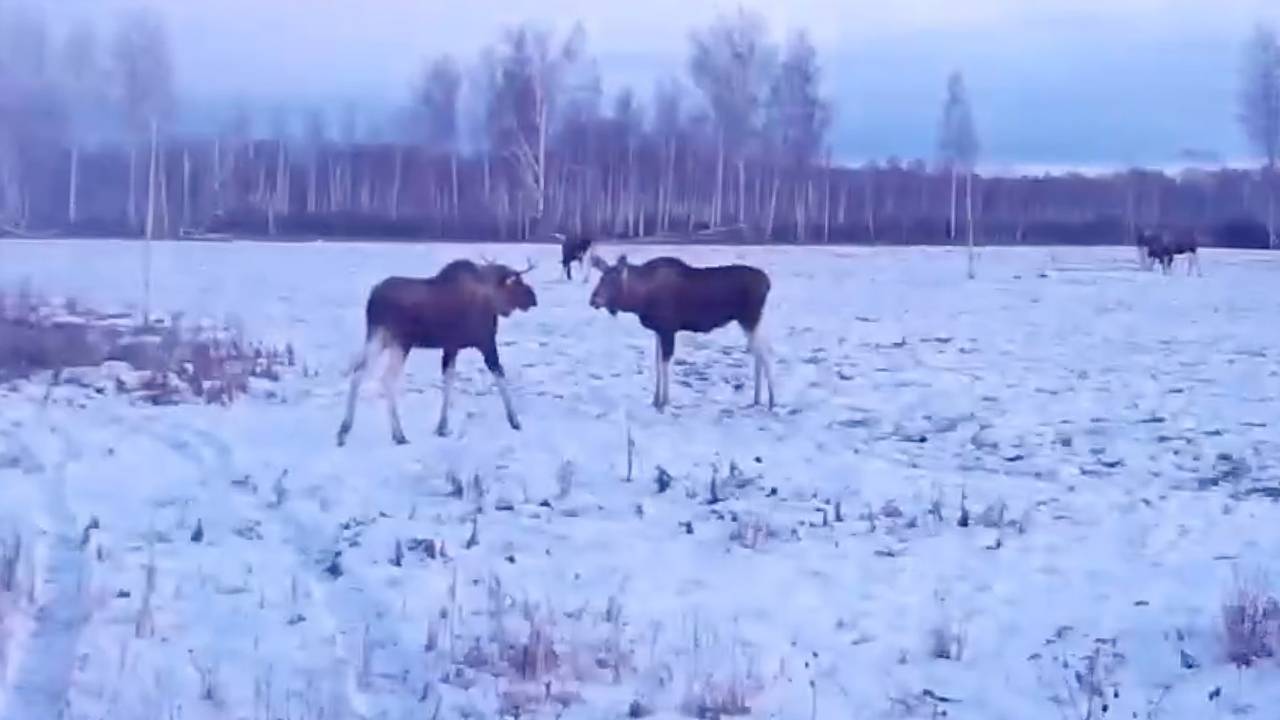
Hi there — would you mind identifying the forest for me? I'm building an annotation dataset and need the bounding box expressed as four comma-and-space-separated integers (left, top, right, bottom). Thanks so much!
2, 5, 1278, 248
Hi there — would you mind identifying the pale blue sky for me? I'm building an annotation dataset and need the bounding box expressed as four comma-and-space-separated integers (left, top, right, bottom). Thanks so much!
36, 0, 1280, 171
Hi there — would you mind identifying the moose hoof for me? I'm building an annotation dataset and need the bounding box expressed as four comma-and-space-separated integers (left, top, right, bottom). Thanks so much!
392, 433, 409, 446
435, 425, 449, 438
508, 417, 522, 431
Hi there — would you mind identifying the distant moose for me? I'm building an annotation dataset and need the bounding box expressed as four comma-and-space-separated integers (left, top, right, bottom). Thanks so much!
1136, 228, 1203, 276
336, 258, 537, 446
557, 232, 595, 281
588, 253, 776, 411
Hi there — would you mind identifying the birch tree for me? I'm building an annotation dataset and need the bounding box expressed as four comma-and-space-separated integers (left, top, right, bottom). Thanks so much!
610, 87, 643, 235
1239, 24, 1280, 247
763, 30, 830, 241
112, 8, 173, 235
652, 78, 685, 233
938, 71, 980, 277
688, 9, 776, 229
418, 55, 463, 221
60, 22, 106, 226
492, 22, 589, 236
0, 6, 64, 229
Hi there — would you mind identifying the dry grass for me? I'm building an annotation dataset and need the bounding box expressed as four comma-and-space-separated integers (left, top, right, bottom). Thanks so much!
1221, 568, 1280, 667
0, 286, 294, 404
679, 621, 759, 719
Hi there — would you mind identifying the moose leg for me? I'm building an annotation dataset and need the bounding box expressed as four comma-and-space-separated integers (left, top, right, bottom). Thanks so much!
336, 330, 384, 446
652, 334, 662, 408
480, 342, 521, 430
435, 348, 458, 437
656, 331, 675, 411
381, 344, 410, 444
745, 324, 776, 410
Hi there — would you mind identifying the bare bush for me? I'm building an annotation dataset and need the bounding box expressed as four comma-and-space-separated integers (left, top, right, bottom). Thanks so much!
1035, 636, 1124, 720
0, 530, 23, 681
0, 287, 294, 405
927, 591, 968, 661
729, 513, 773, 550
680, 621, 759, 718
0, 532, 20, 594
1221, 569, 1280, 667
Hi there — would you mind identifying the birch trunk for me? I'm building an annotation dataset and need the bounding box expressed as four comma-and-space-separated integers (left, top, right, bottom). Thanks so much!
965, 170, 976, 279
68, 145, 80, 225
390, 146, 404, 220
864, 169, 876, 243
182, 148, 191, 230
450, 152, 460, 219
145, 120, 159, 240
128, 146, 139, 229
949, 165, 958, 241
737, 159, 747, 227
712, 131, 725, 227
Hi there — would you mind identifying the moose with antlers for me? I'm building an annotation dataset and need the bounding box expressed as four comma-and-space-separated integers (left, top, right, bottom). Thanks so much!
588, 253, 776, 411
336, 257, 537, 446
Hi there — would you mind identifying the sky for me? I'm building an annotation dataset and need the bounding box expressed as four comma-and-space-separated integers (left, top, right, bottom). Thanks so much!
30, 0, 1280, 172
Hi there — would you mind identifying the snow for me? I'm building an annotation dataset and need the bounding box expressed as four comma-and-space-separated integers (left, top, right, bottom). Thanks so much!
2, 238, 1280, 719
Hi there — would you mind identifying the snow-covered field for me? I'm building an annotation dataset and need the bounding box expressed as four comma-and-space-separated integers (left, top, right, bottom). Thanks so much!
2, 239, 1279, 719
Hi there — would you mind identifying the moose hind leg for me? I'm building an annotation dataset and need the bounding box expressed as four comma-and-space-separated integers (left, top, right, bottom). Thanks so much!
382, 344, 409, 445
336, 332, 383, 446
652, 334, 662, 408
745, 324, 776, 410
481, 343, 521, 430
436, 348, 458, 437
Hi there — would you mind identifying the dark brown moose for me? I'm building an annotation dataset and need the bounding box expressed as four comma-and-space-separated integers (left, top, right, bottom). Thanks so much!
588, 253, 775, 411
336, 258, 537, 446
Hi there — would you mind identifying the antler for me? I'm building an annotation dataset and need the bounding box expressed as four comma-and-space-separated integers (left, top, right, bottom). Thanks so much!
479, 252, 496, 265
516, 257, 537, 275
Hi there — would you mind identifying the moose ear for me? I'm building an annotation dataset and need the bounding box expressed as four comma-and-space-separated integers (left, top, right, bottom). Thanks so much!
617, 254, 628, 266
590, 253, 610, 272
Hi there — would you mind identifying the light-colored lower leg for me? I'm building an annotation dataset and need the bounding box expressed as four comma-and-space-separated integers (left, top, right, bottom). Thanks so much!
747, 327, 776, 409
382, 347, 408, 444
762, 352, 776, 409
493, 372, 520, 430
753, 353, 763, 405
659, 357, 671, 409
653, 335, 663, 408
336, 336, 382, 446
435, 365, 456, 436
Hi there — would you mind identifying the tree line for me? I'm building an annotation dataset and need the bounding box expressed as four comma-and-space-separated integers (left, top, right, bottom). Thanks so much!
2, 6, 1278, 249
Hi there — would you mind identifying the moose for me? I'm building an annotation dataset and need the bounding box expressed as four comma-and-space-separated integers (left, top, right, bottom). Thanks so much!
1137, 228, 1202, 276
558, 232, 595, 281
1135, 229, 1162, 271
588, 253, 775, 411
336, 258, 537, 446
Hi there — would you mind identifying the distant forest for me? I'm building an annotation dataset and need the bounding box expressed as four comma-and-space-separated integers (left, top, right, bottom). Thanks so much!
2, 6, 1278, 248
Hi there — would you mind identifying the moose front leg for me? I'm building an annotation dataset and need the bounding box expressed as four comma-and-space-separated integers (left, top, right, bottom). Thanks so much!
655, 331, 675, 411
436, 348, 458, 437
480, 342, 521, 430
